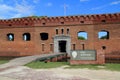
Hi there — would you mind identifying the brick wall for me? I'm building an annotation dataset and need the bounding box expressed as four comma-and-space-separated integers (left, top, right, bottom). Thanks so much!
0, 13, 120, 56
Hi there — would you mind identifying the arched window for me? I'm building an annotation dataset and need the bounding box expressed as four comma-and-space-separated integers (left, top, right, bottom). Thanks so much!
56, 29, 58, 35
78, 31, 88, 40
98, 30, 109, 39
40, 33, 48, 40
7, 33, 14, 41
23, 33, 31, 41
67, 28, 70, 34
61, 29, 64, 34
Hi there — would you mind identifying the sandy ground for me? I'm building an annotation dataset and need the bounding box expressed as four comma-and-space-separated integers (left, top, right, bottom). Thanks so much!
0, 66, 120, 80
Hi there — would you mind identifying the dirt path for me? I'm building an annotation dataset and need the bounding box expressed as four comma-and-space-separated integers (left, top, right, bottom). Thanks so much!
0, 66, 120, 80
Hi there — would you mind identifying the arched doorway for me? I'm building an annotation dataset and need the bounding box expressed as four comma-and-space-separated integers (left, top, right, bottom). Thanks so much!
54, 35, 71, 55
59, 41, 66, 52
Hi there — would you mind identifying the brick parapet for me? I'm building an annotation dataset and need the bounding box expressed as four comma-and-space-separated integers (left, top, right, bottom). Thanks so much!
0, 13, 120, 28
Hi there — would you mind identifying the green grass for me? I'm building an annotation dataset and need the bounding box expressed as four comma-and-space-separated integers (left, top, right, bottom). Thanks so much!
66, 64, 101, 69
0, 60, 9, 64
66, 64, 120, 71
105, 64, 120, 71
25, 61, 120, 71
25, 62, 69, 69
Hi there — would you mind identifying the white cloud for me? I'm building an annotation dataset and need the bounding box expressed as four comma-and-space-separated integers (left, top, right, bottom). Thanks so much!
91, 0, 120, 10
33, 0, 40, 4
0, 4, 15, 14
0, 0, 35, 19
15, 3, 34, 14
0, 16, 5, 19
91, 5, 108, 10
46, 2, 52, 7
11, 13, 22, 18
0, 4, 13, 10
80, 0, 89, 2
110, 0, 120, 5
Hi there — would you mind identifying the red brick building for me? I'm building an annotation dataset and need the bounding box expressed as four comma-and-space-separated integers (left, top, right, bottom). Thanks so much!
0, 13, 120, 57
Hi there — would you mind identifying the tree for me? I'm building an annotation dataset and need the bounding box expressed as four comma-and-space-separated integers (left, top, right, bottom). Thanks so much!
78, 36, 86, 40
100, 35, 108, 39
29, 16, 47, 18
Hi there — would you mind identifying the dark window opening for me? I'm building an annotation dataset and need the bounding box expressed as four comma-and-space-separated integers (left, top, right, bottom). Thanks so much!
25, 23, 28, 25
50, 44, 53, 51
56, 29, 58, 35
73, 44, 75, 50
61, 22, 64, 24
78, 31, 88, 40
40, 33, 48, 40
23, 33, 31, 41
8, 24, 12, 26
7, 33, 14, 41
101, 20, 106, 23
67, 28, 69, 34
42, 44, 44, 51
80, 21, 84, 23
102, 46, 106, 50
42, 23, 46, 25
61, 29, 64, 34
59, 41, 66, 52
82, 44, 85, 50
98, 30, 109, 39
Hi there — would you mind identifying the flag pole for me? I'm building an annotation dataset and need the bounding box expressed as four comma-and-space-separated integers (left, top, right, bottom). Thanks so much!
64, 4, 66, 16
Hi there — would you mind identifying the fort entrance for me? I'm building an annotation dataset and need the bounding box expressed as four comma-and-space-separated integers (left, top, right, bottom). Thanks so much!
54, 35, 71, 54
59, 41, 66, 52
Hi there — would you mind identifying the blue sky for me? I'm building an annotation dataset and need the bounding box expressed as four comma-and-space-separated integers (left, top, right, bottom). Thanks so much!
0, 0, 120, 19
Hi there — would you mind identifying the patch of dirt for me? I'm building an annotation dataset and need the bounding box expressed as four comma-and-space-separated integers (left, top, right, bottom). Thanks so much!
0, 66, 120, 80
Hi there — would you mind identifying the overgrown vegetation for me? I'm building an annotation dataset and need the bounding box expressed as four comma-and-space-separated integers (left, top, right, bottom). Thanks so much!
25, 61, 120, 71
28, 16, 47, 18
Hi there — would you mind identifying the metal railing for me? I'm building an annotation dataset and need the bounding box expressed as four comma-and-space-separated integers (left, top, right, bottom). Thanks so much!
105, 51, 120, 63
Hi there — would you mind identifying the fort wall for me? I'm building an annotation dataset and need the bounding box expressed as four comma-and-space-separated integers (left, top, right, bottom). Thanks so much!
0, 13, 120, 56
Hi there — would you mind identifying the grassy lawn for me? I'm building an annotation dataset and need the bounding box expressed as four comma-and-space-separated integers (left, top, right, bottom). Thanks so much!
0, 60, 9, 64
105, 64, 120, 71
67, 64, 120, 71
25, 61, 120, 71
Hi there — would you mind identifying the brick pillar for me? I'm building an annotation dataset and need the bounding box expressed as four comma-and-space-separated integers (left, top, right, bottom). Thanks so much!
97, 50, 105, 64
